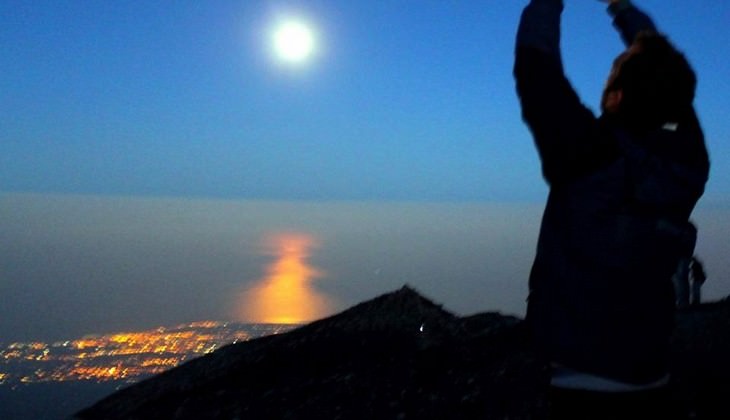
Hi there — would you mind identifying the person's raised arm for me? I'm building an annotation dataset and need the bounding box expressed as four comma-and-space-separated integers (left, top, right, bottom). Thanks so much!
514, 0, 598, 185
602, 0, 657, 45
516, 0, 563, 60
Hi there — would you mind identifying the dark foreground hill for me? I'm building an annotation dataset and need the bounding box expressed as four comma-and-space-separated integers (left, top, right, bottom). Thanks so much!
76, 286, 730, 419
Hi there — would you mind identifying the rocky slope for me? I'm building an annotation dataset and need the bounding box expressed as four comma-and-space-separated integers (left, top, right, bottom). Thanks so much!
75, 286, 730, 419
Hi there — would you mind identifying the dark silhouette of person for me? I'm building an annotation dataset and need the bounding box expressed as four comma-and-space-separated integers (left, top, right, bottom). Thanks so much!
690, 257, 707, 306
673, 256, 692, 308
514, 0, 709, 418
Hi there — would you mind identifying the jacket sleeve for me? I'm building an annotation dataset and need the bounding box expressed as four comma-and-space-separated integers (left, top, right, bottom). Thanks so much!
607, 0, 657, 46
514, 0, 599, 186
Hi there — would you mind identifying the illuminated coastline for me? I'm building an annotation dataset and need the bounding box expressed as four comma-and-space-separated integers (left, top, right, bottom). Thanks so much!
0, 232, 335, 387
0, 322, 297, 385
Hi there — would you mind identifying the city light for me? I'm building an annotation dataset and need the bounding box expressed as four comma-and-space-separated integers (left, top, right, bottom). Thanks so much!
0, 322, 296, 385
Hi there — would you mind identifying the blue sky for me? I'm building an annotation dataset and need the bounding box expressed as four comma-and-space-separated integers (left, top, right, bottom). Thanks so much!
3, 0, 727, 203
1, 1, 729, 342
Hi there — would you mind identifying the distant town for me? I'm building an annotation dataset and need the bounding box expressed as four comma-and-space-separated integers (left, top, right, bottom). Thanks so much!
0, 322, 298, 386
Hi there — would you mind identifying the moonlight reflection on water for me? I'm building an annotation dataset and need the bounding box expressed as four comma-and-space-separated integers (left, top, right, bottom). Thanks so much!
236, 232, 334, 324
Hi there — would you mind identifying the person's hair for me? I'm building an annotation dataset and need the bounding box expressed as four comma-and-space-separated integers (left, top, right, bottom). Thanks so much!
609, 31, 697, 130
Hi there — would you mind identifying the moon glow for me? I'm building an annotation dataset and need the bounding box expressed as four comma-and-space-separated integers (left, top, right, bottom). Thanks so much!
272, 20, 316, 63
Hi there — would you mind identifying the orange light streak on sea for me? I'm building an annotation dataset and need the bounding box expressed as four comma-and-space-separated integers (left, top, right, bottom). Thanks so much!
236, 232, 333, 324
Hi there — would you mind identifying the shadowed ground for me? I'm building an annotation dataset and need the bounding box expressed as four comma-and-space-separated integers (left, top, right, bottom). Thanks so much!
75, 286, 730, 419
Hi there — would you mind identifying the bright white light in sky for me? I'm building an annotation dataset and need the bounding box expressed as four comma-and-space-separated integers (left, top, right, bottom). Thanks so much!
272, 20, 315, 63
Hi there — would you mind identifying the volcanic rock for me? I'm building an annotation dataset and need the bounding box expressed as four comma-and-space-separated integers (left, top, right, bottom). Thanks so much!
75, 285, 730, 419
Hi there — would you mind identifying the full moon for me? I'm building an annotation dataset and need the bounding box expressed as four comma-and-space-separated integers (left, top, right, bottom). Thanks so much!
272, 20, 315, 63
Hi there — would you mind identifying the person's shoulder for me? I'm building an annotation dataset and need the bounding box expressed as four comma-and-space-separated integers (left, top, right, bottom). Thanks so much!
655, 116, 708, 174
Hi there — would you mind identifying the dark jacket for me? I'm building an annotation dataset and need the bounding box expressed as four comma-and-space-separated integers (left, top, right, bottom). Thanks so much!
514, 0, 709, 384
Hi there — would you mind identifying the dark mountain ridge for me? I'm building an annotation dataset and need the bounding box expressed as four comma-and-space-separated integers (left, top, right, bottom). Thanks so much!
76, 286, 730, 419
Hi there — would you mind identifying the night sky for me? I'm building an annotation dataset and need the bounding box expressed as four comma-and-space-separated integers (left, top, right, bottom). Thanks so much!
1, 1, 728, 342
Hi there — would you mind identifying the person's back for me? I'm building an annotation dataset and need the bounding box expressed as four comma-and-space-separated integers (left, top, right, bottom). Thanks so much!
514, 0, 709, 417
